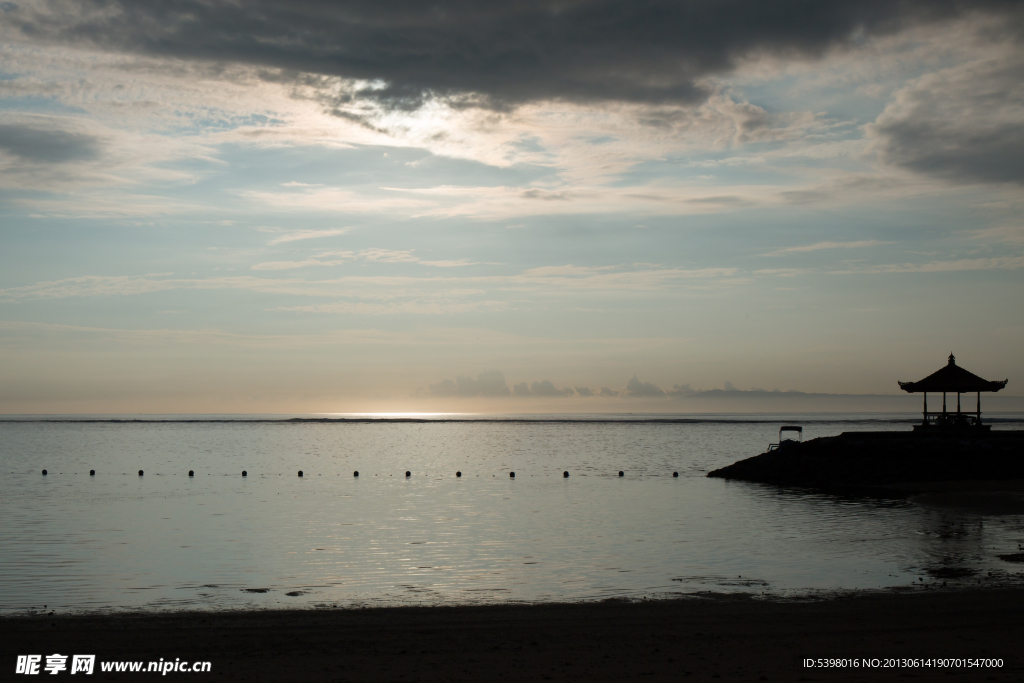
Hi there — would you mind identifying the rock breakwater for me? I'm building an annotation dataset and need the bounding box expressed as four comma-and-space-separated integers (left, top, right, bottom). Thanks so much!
707, 431, 1024, 491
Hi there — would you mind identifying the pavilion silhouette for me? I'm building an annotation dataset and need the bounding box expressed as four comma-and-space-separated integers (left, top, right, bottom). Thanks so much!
898, 353, 1008, 431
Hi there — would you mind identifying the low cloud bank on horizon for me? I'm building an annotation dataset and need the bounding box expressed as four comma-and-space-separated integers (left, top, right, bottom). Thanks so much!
421, 371, 1013, 401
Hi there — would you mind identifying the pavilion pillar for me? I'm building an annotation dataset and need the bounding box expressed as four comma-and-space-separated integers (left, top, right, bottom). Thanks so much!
923, 392, 928, 426
957, 392, 961, 415
942, 391, 946, 415
977, 391, 981, 425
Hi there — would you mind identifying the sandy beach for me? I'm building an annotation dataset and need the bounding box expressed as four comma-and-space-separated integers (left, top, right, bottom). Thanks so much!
4, 588, 1022, 682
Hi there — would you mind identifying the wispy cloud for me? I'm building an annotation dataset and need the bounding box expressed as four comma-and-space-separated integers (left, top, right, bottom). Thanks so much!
0, 263, 743, 305
754, 254, 1024, 277
250, 248, 495, 271
359, 248, 420, 263
275, 300, 511, 315
251, 257, 354, 271
760, 240, 891, 257
830, 255, 1024, 274
266, 228, 351, 245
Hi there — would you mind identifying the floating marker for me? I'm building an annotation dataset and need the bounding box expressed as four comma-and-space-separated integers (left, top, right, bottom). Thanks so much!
41, 469, 47, 475
242, 471, 247, 477
90, 470, 95, 476
456, 471, 462, 477
673, 472, 679, 478
510, 472, 515, 478
298, 470, 304, 477
405, 471, 411, 477
353, 471, 359, 477
618, 471, 624, 477
563, 471, 569, 478
138, 470, 144, 476
188, 470, 194, 477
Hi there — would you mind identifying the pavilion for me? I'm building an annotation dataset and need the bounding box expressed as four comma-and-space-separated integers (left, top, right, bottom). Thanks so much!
898, 353, 1008, 431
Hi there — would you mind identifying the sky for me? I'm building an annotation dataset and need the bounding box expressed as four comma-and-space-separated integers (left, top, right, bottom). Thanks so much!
1, 0, 1022, 414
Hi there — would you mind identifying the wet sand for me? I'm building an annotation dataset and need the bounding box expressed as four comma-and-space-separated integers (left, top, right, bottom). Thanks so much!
4, 588, 1023, 682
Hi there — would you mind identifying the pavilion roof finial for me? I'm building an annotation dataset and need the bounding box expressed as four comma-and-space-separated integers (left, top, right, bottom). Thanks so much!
948, 352, 956, 365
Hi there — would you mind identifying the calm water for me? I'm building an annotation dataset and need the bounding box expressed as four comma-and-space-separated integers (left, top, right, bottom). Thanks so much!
2, 414, 1024, 614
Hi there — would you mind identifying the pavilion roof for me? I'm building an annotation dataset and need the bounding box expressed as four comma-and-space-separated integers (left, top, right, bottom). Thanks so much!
898, 354, 1008, 393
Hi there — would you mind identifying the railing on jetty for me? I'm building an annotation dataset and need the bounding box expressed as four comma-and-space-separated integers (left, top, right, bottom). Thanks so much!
924, 411, 979, 427
914, 411, 992, 432
767, 425, 802, 452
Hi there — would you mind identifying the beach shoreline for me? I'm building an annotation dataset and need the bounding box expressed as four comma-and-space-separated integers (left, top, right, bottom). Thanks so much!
5, 588, 1022, 682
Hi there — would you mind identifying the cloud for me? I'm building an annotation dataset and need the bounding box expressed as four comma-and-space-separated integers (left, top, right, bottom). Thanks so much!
667, 384, 696, 397
760, 240, 891, 257
359, 248, 420, 264
829, 254, 1024, 274
511, 380, 575, 396
251, 248, 491, 271
266, 228, 351, 245
250, 256, 355, 271
0, 123, 102, 163
419, 259, 492, 268
273, 300, 509, 315
868, 50, 1024, 184
599, 387, 620, 397
428, 370, 510, 397
0, 261, 742, 305
530, 380, 574, 397
6, 1, 1018, 113
574, 386, 594, 397
625, 375, 664, 397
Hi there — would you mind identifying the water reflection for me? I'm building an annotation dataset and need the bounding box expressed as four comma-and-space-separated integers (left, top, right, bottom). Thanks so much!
1, 418, 1022, 613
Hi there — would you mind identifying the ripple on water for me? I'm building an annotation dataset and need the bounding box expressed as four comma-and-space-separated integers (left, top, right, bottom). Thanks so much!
2, 416, 1024, 612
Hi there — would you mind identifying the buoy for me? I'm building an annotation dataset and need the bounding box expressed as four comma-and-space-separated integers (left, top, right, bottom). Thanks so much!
618, 471, 624, 477
405, 471, 411, 477
456, 471, 462, 477
188, 470, 194, 476
90, 470, 95, 476
353, 471, 359, 477
138, 470, 144, 476
41, 469, 47, 475
510, 472, 515, 478
673, 472, 679, 477
563, 471, 569, 478
242, 471, 247, 477
298, 470, 303, 477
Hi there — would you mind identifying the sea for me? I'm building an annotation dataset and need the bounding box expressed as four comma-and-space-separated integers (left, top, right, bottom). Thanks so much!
2, 413, 1024, 614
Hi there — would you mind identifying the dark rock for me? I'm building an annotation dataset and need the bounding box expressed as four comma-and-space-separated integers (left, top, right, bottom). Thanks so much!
707, 431, 1024, 491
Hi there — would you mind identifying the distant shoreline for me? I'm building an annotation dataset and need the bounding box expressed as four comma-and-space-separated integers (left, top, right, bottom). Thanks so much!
4, 413, 1024, 424
0, 416, 927, 424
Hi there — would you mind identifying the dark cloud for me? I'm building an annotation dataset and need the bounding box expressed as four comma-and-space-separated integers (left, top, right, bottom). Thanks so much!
0, 124, 101, 163
625, 375, 664, 397
8, 1, 1020, 111
574, 386, 594, 397
512, 379, 575, 396
599, 387, 619, 397
869, 54, 1024, 185
683, 388, 807, 398
530, 380, 574, 397
667, 383, 696, 397
429, 370, 510, 397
